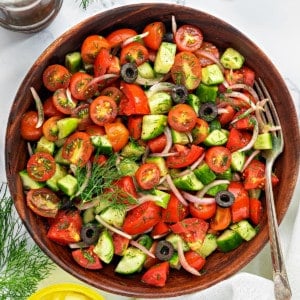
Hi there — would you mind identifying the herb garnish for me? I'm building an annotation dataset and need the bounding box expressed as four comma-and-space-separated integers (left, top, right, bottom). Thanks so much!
0, 183, 54, 300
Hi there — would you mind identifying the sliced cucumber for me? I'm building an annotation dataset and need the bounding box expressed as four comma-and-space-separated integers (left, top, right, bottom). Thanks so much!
194, 163, 216, 185
141, 115, 167, 141
90, 135, 113, 155
65, 51, 82, 73
137, 61, 155, 79
231, 151, 246, 171
201, 64, 224, 85
57, 174, 78, 197
173, 172, 204, 191
230, 220, 257, 241
166, 233, 190, 252
187, 93, 200, 114
93, 230, 114, 264
46, 163, 67, 192
154, 42, 177, 74
204, 129, 228, 146
99, 205, 126, 228
196, 233, 218, 257
253, 132, 273, 150
147, 91, 172, 114
57, 117, 79, 139
118, 158, 139, 176
121, 140, 145, 160
145, 156, 168, 177
171, 128, 189, 145
220, 47, 245, 70
36, 136, 55, 155
19, 170, 45, 190
196, 83, 218, 103
217, 229, 243, 252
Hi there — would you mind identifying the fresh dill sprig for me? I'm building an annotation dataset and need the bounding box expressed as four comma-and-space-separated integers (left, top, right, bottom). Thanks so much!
0, 184, 55, 300
79, 0, 92, 9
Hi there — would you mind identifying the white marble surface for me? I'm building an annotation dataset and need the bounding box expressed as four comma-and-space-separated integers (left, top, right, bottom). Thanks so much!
1, 0, 300, 299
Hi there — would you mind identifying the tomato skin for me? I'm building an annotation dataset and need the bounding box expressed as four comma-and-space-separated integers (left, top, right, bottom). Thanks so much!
135, 163, 161, 190
249, 198, 263, 225
242, 159, 266, 190
69, 72, 97, 101
175, 24, 203, 52
90, 95, 118, 126
106, 28, 138, 48
62, 131, 93, 166
100, 86, 124, 103
166, 144, 204, 169
42, 64, 71, 92
81, 35, 110, 65
171, 51, 202, 90
122, 201, 161, 235
147, 134, 167, 153
141, 261, 170, 287
120, 42, 149, 66
226, 128, 252, 152
85, 124, 105, 136
162, 192, 189, 223
47, 210, 82, 245
114, 175, 138, 199
26, 187, 60, 218
228, 181, 250, 223
104, 121, 129, 152
205, 146, 232, 174
52, 88, 78, 114
43, 96, 65, 117
128, 115, 143, 140
184, 250, 206, 271
27, 152, 56, 182
189, 202, 217, 220
195, 41, 220, 67
210, 206, 231, 231
72, 245, 102, 270
143, 21, 166, 50
192, 118, 209, 144
42, 116, 61, 141
20, 111, 43, 141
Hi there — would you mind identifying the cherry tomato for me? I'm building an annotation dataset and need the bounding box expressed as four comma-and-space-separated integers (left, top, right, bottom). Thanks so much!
226, 128, 252, 152
81, 35, 110, 65
43, 96, 65, 117
242, 159, 266, 190
166, 144, 204, 169
191, 118, 209, 144
42, 116, 61, 141
69, 72, 97, 101
94, 48, 112, 77
89, 95, 118, 126
205, 146, 232, 174
228, 181, 250, 223
168, 103, 197, 132
42, 64, 71, 92
20, 111, 43, 141
128, 115, 143, 140
141, 261, 170, 287
175, 24, 203, 52
106, 28, 138, 48
171, 51, 202, 90
143, 21, 166, 50
100, 86, 124, 103
62, 131, 93, 166
135, 163, 161, 190
52, 88, 78, 114
161, 192, 189, 223
170, 218, 208, 245
72, 246, 102, 270
47, 210, 82, 245
249, 198, 263, 225
27, 152, 56, 182
195, 41, 220, 67
189, 202, 217, 220
224, 66, 255, 86
114, 175, 138, 199
184, 250, 206, 271
71, 103, 93, 131
104, 121, 129, 152
120, 42, 149, 66
122, 201, 161, 235
210, 206, 231, 231
147, 134, 167, 153
26, 187, 60, 218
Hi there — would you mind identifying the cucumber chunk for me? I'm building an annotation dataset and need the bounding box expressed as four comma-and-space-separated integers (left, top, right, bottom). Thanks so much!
93, 230, 114, 264
65, 51, 82, 73
253, 132, 273, 150
19, 170, 45, 190
220, 47, 245, 70
187, 93, 201, 114
201, 64, 224, 85
230, 220, 257, 241
118, 158, 139, 176
145, 156, 168, 177
90, 135, 113, 155
46, 163, 67, 192
138, 61, 155, 79
231, 151, 246, 171
194, 163, 217, 185
57, 117, 79, 139
99, 205, 126, 228
147, 91, 172, 114
141, 115, 167, 140
196, 83, 218, 103
171, 128, 189, 145
36, 136, 55, 155
154, 42, 177, 74
121, 140, 145, 160
204, 129, 228, 146
196, 233, 218, 257
173, 172, 204, 191
57, 174, 78, 197
217, 229, 243, 252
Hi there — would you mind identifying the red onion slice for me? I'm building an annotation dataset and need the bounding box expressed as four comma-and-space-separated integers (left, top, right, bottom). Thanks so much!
197, 180, 230, 199
181, 191, 215, 205
30, 86, 44, 128
166, 175, 188, 206
122, 32, 149, 47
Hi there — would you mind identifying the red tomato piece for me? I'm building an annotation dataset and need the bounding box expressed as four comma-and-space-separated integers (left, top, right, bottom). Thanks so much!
26, 187, 60, 218
184, 250, 206, 271
143, 241, 160, 269
231, 110, 255, 130
135, 163, 161, 190
170, 218, 209, 245
122, 201, 161, 235
120, 42, 149, 66
141, 261, 170, 287
42, 64, 71, 92
106, 28, 138, 48
175, 24, 203, 52
143, 21, 166, 50
89, 95, 118, 126
228, 181, 250, 223
81, 35, 110, 65
242, 159, 265, 190
166, 144, 204, 169
104, 121, 129, 152
128, 115, 143, 140
114, 175, 138, 199
205, 146, 232, 174
43, 96, 65, 117
52, 88, 78, 114
100, 86, 124, 103
20, 111, 43, 141
168, 103, 197, 132
151, 221, 170, 238
72, 246, 102, 270
62, 131, 93, 166
47, 210, 82, 245
147, 134, 167, 153
119, 82, 150, 115
224, 66, 255, 87
42, 116, 62, 142
192, 118, 209, 144
112, 233, 130, 256
94, 48, 112, 77
85, 124, 105, 136
27, 152, 56, 182
189, 202, 217, 220
218, 105, 236, 126
171, 51, 202, 90
161, 192, 189, 223
195, 41, 220, 67
69, 72, 97, 101
210, 206, 231, 231
249, 198, 263, 225
226, 128, 252, 152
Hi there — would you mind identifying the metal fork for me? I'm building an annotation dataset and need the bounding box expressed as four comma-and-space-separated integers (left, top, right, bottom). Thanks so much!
255, 78, 292, 300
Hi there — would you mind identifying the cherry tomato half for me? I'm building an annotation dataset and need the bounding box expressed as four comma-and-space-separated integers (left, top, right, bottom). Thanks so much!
20, 111, 43, 141
143, 21, 166, 50
52, 88, 78, 114
69, 72, 97, 101
195, 41, 220, 67
100, 86, 124, 103
120, 42, 149, 66
72, 246, 102, 270
175, 24, 203, 52
42, 116, 61, 141
106, 28, 138, 48
104, 121, 129, 152
42, 64, 71, 92
189, 202, 217, 220
205, 146, 232, 174
135, 163, 161, 190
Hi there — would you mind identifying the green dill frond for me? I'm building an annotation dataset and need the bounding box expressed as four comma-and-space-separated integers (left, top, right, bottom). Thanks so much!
79, 0, 92, 9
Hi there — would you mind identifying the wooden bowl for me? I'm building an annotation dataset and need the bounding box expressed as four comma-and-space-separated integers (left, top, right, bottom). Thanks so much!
5, 3, 300, 298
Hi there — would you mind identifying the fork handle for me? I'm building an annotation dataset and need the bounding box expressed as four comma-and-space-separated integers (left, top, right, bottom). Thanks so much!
265, 163, 292, 300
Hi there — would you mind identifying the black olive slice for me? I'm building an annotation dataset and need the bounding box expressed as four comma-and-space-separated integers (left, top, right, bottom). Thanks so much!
198, 102, 218, 122
162, 32, 174, 43
80, 223, 101, 245
155, 240, 174, 261
120, 62, 138, 83
215, 190, 235, 208
171, 85, 188, 103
